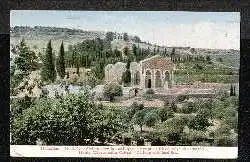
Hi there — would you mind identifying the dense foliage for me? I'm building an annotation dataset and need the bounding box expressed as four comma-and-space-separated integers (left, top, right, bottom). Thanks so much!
11, 89, 238, 146
11, 91, 129, 145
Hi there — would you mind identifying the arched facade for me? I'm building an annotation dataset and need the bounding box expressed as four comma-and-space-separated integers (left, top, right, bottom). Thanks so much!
104, 55, 175, 90
139, 55, 175, 89
155, 71, 162, 88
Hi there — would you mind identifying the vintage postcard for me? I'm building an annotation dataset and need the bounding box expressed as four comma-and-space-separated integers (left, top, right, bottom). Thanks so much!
10, 11, 239, 158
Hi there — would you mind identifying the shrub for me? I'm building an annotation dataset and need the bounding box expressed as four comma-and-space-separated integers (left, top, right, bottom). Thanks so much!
144, 111, 160, 127
146, 88, 154, 94
158, 106, 174, 122
178, 102, 194, 114
170, 102, 177, 112
155, 115, 191, 145
123, 137, 132, 146
103, 83, 123, 101
188, 108, 212, 131
137, 137, 145, 146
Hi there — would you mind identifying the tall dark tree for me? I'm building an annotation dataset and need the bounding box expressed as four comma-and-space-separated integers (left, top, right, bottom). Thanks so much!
122, 60, 131, 86
41, 40, 56, 83
233, 86, 236, 96
170, 48, 175, 61
76, 61, 80, 76
230, 84, 234, 96
123, 47, 129, 56
56, 41, 66, 79
132, 44, 137, 56
157, 46, 160, 53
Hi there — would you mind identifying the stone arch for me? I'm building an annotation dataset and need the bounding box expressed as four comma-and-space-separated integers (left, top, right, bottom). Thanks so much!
155, 70, 162, 88
145, 70, 152, 88
134, 71, 140, 85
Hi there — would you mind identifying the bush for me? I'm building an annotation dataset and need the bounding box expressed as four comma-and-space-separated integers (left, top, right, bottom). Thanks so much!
188, 108, 212, 131
123, 137, 132, 146
158, 106, 174, 122
103, 83, 123, 101
144, 111, 160, 127
146, 88, 154, 94
137, 137, 145, 146
178, 95, 188, 102
128, 102, 140, 119
142, 94, 156, 101
178, 102, 194, 114
180, 127, 207, 145
170, 102, 177, 112
155, 115, 192, 145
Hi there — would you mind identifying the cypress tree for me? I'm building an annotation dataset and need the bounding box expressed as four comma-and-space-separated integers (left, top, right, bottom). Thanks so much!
230, 84, 234, 96
122, 60, 131, 86
233, 86, 236, 96
56, 41, 66, 79
41, 40, 56, 83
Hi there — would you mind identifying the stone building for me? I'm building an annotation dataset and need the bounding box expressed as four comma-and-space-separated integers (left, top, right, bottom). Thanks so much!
105, 55, 175, 89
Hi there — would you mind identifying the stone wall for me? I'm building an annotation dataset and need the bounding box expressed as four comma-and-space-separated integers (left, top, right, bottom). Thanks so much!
104, 62, 126, 84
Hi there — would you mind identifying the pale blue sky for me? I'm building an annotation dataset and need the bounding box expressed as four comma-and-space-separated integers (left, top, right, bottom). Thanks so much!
10, 11, 240, 49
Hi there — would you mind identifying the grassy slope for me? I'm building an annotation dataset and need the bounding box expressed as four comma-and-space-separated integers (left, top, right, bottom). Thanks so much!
174, 59, 239, 84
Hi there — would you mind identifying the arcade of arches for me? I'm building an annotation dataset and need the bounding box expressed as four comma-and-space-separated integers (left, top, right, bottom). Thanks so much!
131, 55, 175, 89
104, 55, 175, 89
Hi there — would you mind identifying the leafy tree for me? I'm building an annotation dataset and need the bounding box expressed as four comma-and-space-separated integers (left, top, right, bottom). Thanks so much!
189, 108, 212, 131
144, 111, 160, 127
103, 83, 123, 101
105, 32, 114, 42
155, 115, 191, 145
128, 102, 140, 119
41, 40, 56, 83
56, 41, 66, 78
14, 39, 38, 74
123, 33, 129, 41
133, 109, 147, 133
133, 36, 141, 43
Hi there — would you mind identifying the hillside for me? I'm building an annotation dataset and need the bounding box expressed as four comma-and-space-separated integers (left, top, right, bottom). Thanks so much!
10, 26, 240, 69
10, 26, 106, 53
